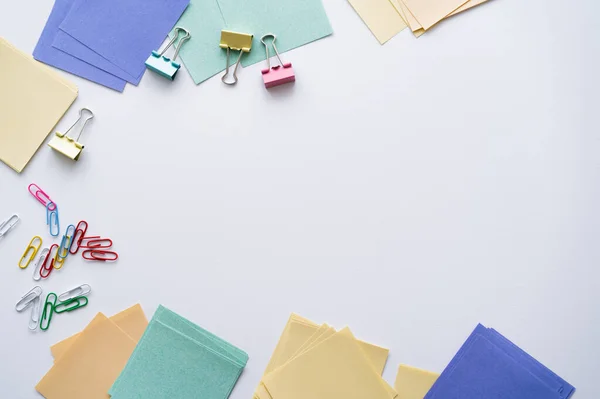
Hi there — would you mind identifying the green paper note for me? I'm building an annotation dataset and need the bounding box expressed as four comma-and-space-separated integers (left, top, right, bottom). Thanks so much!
170, 0, 228, 84
218, 0, 333, 67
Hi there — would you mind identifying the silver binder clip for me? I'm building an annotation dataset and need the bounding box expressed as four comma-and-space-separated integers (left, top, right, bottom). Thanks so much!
145, 27, 191, 80
48, 108, 94, 161
0, 214, 19, 241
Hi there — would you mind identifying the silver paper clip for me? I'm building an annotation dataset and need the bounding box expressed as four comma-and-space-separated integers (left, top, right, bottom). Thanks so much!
58, 284, 92, 302
145, 27, 191, 80
48, 108, 94, 161
0, 214, 19, 241
15, 286, 43, 312
32, 248, 50, 282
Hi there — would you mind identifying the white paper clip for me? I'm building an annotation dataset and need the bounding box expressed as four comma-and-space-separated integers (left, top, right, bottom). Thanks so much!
58, 284, 91, 302
0, 214, 20, 241
15, 286, 43, 312
32, 248, 50, 282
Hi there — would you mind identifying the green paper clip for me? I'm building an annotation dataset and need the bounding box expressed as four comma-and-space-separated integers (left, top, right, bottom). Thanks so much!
145, 27, 191, 80
55, 296, 89, 314
40, 292, 57, 331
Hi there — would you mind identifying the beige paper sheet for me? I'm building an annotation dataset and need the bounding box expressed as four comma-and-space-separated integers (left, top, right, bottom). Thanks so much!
401, 0, 468, 30
347, 0, 407, 44
0, 37, 77, 173
51, 304, 148, 361
36, 313, 137, 399
262, 328, 395, 399
394, 364, 439, 399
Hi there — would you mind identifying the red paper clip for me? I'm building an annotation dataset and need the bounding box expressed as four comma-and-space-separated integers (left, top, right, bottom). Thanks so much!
40, 244, 57, 279
80, 236, 113, 249
69, 220, 89, 254
28, 183, 56, 210
82, 250, 118, 262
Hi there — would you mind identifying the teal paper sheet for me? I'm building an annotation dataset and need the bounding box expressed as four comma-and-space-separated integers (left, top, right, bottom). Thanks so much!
171, 0, 332, 84
169, 0, 227, 84
110, 305, 248, 399
218, 0, 333, 67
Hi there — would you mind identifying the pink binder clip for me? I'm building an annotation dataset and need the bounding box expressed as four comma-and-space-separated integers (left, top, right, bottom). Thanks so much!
260, 34, 295, 89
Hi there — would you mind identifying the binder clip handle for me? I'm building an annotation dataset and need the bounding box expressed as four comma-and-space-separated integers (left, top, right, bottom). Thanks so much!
221, 48, 244, 86
261, 33, 286, 70
63, 108, 94, 143
158, 27, 191, 61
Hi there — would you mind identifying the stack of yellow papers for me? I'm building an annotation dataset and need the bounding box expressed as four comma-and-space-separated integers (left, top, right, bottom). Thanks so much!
255, 313, 395, 399
36, 304, 148, 399
347, 0, 491, 43
0, 37, 78, 173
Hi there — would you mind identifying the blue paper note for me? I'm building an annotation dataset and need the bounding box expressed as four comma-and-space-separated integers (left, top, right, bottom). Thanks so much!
58, 0, 190, 79
217, 0, 333, 67
32, 0, 126, 92
425, 324, 575, 399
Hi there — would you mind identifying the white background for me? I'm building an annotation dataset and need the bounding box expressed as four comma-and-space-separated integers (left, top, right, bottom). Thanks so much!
0, 0, 598, 397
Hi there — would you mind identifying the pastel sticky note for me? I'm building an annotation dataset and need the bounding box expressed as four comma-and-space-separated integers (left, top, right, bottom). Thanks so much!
35, 313, 137, 399
217, 0, 333, 67
394, 365, 439, 399
0, 37, 78, 173
168, 0, 228, 84
347, 0, 407, 44
58, 0, 190, 79
51, 304, 148, 361
401, 0, 468, 30
33, 0, 126, 91
263, 328, 395, 399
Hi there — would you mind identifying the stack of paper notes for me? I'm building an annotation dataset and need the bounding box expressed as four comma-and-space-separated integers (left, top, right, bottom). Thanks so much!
110, 305, 248, 398
0, 37, 78, 173
423, 324, 576, 399
34, 0, 190, 91
36, 304, 148, 399
347, 0, 492, 43
255, 313, 394, 399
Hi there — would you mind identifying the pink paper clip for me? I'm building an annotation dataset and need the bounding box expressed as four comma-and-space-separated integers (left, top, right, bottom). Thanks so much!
260, 34, 295, 89
28, 183, 56, 210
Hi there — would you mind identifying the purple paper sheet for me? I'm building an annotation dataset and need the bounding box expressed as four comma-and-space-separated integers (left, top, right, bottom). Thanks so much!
33, 0, 126, 92
58, 0, 190, 79
53, 30, 143, 85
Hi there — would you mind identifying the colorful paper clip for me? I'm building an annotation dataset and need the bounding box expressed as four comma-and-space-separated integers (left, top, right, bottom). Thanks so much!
59, 284, 92, 302
48, 108, 94, 161
146, 27, 191, 80
69, 220, 89, 255
28, 183, 56, 210
260, 34, 295, 89
46, 202, 60, 237
32, 248, 50, 281
58, 224, 76, 259
82, 249, 119, 262
220, 30, 253, 85
0, 214, 19, 241
80, 236, 113, 248
55, 296, 89, 314
40, 292, 57, 331
40, 244, 59, 278
15, 286, 43, 331
19, 236, 42, 269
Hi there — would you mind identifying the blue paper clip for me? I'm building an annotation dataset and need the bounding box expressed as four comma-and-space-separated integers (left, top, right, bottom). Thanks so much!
58, 224, 75, 259
46, 202, 60, 237
145, 27, 191, 80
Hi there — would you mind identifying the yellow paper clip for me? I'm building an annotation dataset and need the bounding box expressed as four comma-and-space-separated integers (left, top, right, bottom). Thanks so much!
19, 236, 42, 269
219, 30, 253, 85
48, 108, 94, 161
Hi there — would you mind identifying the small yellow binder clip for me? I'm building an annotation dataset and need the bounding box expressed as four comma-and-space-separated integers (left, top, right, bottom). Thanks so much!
219, 30, 253, 85
48, 108, 94, 161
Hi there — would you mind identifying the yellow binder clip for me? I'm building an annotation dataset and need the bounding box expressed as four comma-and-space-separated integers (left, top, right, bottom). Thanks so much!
48, 108, 94, 161
219, 30, 253, 85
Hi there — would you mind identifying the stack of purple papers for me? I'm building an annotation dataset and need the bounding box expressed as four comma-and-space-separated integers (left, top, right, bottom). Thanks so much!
424, 324, 575, 399
34, 0, 190, 92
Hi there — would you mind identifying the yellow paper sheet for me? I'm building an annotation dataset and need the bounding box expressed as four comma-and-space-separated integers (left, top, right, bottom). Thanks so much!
0, 37, 77, 173
51, 304, 147, 361
36, 313, 137, 399
401, 0, 468, 30
394, 364, 439, 399
347, 0, 407, 44
262, 328, 395, 399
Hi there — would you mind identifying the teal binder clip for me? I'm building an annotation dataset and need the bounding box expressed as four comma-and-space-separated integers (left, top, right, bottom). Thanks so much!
145, 27, 191, 80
